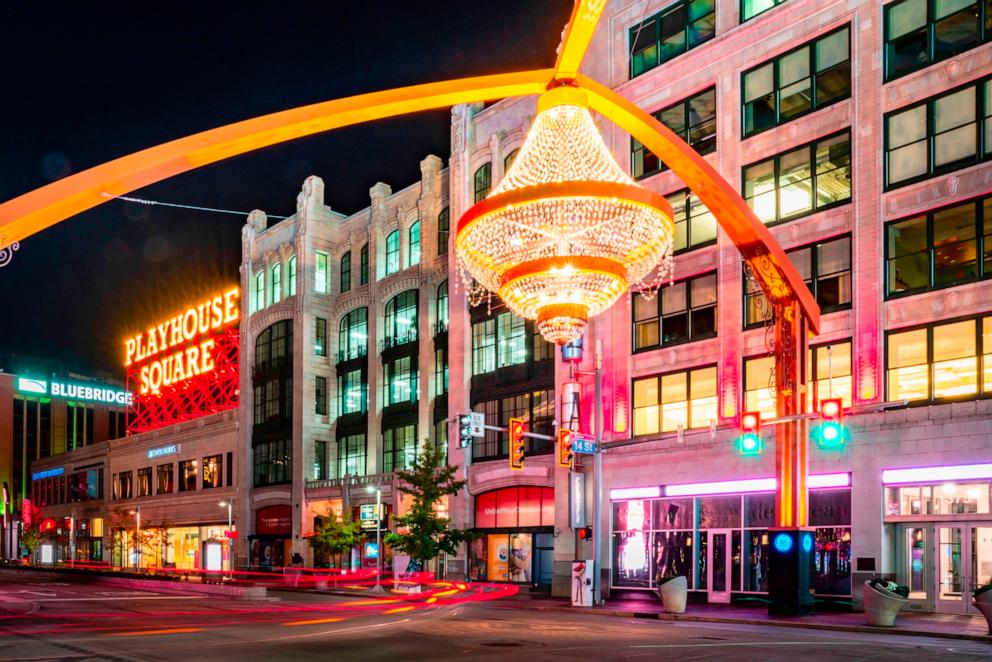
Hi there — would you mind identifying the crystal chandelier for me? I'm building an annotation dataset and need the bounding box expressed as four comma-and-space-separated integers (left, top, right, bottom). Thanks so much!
455, 85, 675, 344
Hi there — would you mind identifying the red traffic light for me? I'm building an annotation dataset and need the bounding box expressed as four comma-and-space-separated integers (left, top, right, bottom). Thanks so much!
509, 417, 525, 470
820, 398, 842, 420
741, 411, 760, 432
577, 526, 592, 540
557, 428, 573, 469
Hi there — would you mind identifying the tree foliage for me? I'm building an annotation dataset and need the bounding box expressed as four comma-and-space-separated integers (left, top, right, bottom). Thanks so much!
308, 507, 362, 568
384, 443, 471, 568
20, 524, 42, 556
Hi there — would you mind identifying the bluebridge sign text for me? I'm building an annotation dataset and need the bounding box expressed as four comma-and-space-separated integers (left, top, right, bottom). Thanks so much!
17, 377, 132, 406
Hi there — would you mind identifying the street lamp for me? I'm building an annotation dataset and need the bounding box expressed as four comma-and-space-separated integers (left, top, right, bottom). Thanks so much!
128, 507, 140, 571
219, 501, 233, 578
366, 485, 383, 594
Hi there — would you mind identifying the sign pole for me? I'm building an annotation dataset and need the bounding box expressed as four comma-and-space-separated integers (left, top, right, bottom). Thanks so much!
593, 339, 603, 606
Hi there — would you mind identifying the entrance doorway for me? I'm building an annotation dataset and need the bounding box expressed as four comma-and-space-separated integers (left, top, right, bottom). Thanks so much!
707, 529, 732, 603
898, 523, 992, 614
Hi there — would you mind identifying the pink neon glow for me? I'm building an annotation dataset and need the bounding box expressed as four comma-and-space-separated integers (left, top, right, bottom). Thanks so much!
882, 463, 992, 485
609, 486, 661, 500
663, 472, 850, 497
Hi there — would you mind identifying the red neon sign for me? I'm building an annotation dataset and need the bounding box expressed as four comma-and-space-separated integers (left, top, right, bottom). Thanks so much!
126, 288, 240, 433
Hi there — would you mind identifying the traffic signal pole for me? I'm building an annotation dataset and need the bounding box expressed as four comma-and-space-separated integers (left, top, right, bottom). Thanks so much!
593, 339, 603, 606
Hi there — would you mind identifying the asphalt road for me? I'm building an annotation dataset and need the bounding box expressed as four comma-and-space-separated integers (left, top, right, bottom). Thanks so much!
0, 575, 990, 661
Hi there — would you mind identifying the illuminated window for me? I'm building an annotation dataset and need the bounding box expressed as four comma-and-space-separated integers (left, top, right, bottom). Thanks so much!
385, 230, 400, 275
315, 317, 327, 357
313, 440, 328, 480
887, 318, 982, 403
633, 88, 716, 179
886, 78, 992, 189
202, 455, 222, 489
288, 255, 297, 296
744, 355, 776, 420
271, 263, 282, 304
383, 290, 417, 347
179, 460, 197, 492
254, 320, 293, 374
884, 0, 990, 81
633, 366, 717, 436
253, 439, 291, 487
472, 318, 496, 375
473, 163, 491, 203
629, 0, 715, 78
746, 235, 852, 326
383, 424, 417, 472
338, 308, 368, 361
742, 0, 788, 22
337, 368, 367, 415
743, 26, 850, 136
137, 467, 152, 497
340, 251, 351, 293
665, 189, 717, 252
385, 356, 417, 406
156, 463, 173, 495
337, 434, 367, 476
886, 197, 992, 297
743, 131, 851, 226
435, 280, 448, 334
408, 221, 421, 266
437, 207, 450, 255
315, 251, 329, 294
316, 376, 327, 416
113, 471, 133, 500
634, 272, 717, 351
360, 243, 369, 285
808, 341, 853, 409
254, 271, 265, 311
984, 318, 992, 393
497, 313, 527, 368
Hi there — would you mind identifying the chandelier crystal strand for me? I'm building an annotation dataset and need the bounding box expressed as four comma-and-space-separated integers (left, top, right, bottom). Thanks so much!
455, 85, 675, 344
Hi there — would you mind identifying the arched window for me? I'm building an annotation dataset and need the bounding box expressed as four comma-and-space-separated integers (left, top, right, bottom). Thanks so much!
437, 207, 449, 255
338, 308, 368, 361
408, 221, 421, 266
384, 290, 418, 347
436, 280, 448, 334
252, 319, 294, 429
254, 271, 265, 311
385, 230, 400, 275
254, 319, 293, 374
503, 148, 519, 173
340, 251, 352, 293
474, 163, 492, 203
288, 255, 297, 296
271, 263, 282, 304
360, 243, 369, 285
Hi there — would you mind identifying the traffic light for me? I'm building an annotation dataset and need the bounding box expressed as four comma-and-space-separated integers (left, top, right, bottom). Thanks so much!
815, 398, 846, 448
509, 417, 525, 470
577, 526, 592, 540
458, 414, 473, 448
737, 411, 763, 455
557, 428, 573, 469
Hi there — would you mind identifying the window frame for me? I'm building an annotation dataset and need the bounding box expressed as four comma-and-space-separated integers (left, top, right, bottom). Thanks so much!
628, 0, 717, 79
315, 375, 328, 416
740, 0, 788, 23
338, 307, 369, 362
271, 263, 282, 304
383, 423, 417, 473
437, 207, 450, 255
385, 230, 400, 276
337, 433, 367, 477
632, 271, 719, 353
383, 290, 418, 348
384, 355, 418, 406
408, 221, 421, 266
631, 364, 720, 437
315, 317, 327, 357
340, 251, 351, 293
632, 87, 717, 180
254, 271, 265, 311
360, 243, 369, 285
883, 0, 991, 82
808, 339, 854, 410
288, 255, 297, 296
338, 367, 368, 415
315, 251, 329, 294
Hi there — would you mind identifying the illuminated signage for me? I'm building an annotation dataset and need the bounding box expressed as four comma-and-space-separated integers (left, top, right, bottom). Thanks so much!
17, 377, 131, 406
31, 467, 64, 481
147, 444, 180, 459
125, 287, 240, 434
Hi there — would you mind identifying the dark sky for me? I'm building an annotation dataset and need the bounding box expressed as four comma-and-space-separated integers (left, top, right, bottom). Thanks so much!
0, 1, 573, 379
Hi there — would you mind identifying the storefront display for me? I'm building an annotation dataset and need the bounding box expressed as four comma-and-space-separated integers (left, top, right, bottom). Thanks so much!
470, 486, 553, 586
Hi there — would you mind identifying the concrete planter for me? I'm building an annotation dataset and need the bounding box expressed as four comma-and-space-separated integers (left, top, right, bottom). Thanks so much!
974, 588, 992, 634
863, 581, 908, 627
658, 576, 688, 614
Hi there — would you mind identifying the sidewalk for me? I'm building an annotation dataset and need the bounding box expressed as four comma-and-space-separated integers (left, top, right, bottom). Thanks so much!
501, 595, 992, 642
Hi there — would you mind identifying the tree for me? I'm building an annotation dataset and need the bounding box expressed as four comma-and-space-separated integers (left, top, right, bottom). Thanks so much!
20, 524, 42, 560
384, 443, 471, 575
308, 507, 361, 569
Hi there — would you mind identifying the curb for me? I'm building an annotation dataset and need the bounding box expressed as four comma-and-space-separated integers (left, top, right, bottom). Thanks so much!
503, 603, 992, 643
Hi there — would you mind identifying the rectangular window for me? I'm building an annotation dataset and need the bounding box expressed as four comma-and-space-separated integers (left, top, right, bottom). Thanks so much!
633, 87, 716, 179
314, 440, 327, 481
743, 130, 851, 225
742, 0, 788, 22
744, 355, 777, 420
808, 340, 853, 409
289, 255, 297, 296
666, 189, 717, 252
497, 312, 527, 368
886, 196, 992, 297
887, 317, 984, 403
315, 376, 327, 415
202, 455, 222, 489
408, 221, 421, 266
474, 163, 492, 203
271, 264, 282, 304
385, 356, 417, 405
746, 234, 852, 326
434, 347, 448, 397
634, 272, 717, 351
886, 78, 990, 189
254, 271, 265, 311
315, 251, 329, 294
885, 0, 989, 81
633, 366, 718, 436
629, 0, 716, 78
360, 244, 369, 285
137, 467, 152, 497
385, 231, 400, 275
438, 207, 450, 255
338, 434, 367, 477
156, 463, 173, 495
742, 26, 850, 136
471, 390, 555, 461
432, 422, 449, 466
179, 460, 197, 492
472, 318, 497, 375
227, 451, 233, 487
533, 327, 555, 362
338, 368, 367, 414
340, 252, 351, 293
315, 317, 327, 357
383, 424, 417, 473
253, 439, 292, 487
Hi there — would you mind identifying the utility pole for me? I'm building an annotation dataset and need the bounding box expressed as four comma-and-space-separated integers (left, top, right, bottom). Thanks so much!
593, 338, 603, 606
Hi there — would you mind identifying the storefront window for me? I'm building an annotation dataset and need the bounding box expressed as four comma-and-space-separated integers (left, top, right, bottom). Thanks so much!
157, 463, 173, 494
613, 531, 651, 588
137, 467, 152, 497
698, 496, 741, 529
652, 531, 694, 586
886, 483, 991, 516
179, 460, 197, 492
652, 499, 693, 529
202, 455, 222, 489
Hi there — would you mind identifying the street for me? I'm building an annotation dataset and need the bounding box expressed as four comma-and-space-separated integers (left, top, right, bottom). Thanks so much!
0, 575, 989, 661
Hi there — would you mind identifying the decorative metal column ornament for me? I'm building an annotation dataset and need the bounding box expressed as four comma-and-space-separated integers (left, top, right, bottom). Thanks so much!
0, 236, 19, 268
455, 85, 675, 344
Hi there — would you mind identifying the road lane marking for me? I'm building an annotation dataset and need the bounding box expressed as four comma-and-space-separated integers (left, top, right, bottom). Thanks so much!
109, 627, 203, 637
283, 617, 345, 627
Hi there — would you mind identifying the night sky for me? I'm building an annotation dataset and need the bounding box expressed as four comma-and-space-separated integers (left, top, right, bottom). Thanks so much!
0, 1, 572, 379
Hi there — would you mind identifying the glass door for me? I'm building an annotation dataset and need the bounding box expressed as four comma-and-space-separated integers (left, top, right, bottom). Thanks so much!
903, 526, 930, 608
970, 526, 992, 614
936, 525, 967, 613
707, 529, 732, 603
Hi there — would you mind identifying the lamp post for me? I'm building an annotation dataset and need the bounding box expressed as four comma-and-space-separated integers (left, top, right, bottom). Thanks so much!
219, 501, 233, 577
129, 507, 140, 571
366, 485, 383, 594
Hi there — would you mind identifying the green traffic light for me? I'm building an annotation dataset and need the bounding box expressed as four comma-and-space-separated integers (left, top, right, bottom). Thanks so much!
737, 433, 762, 456
812, 422, 848, 448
